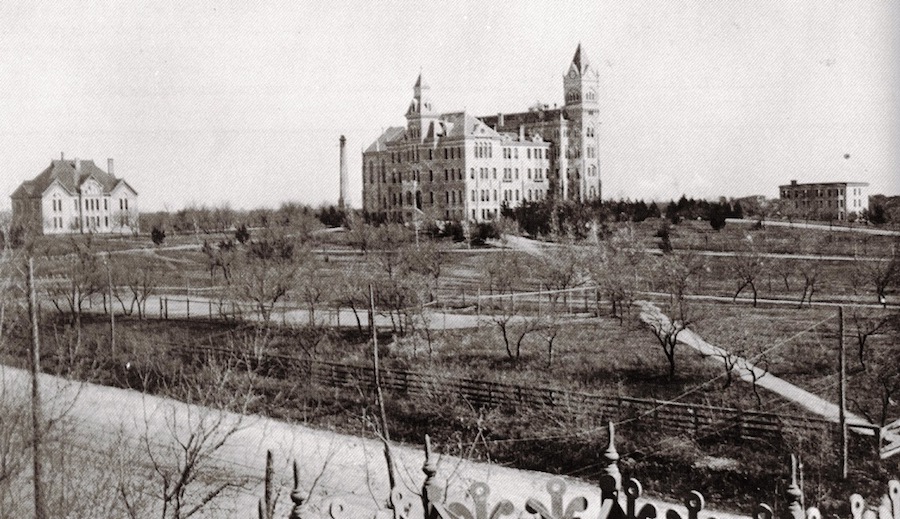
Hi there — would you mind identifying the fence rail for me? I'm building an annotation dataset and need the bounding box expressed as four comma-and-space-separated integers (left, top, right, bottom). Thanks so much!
177, 344, 879, 446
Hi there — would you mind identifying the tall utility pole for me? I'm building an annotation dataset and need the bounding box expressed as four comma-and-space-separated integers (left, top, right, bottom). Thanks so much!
27, 257, 47, 518
838, 305, 848, 480
106, 258, 115, 356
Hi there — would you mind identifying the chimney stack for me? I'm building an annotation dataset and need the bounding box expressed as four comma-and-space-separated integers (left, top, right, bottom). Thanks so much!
518, 125, 524, 141
498, 113, 504, 127
338, 135, 348, 210
60, 151, 65, 161
75, 157, 81, 171
108, 158, 115, 177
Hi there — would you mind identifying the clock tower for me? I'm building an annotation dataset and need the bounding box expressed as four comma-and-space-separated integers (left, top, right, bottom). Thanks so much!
562, 44, 601, 201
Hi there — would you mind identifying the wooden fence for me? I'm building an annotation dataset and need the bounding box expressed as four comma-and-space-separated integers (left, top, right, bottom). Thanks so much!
178, 344, 880, 447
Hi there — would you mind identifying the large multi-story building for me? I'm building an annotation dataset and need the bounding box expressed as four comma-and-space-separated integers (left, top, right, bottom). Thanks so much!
778, 180, 868, 221
10, 154, 139, 235
362, 45, 602, 222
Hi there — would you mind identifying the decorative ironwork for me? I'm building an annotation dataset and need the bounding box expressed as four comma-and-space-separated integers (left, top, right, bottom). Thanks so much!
282, 421, 897, 519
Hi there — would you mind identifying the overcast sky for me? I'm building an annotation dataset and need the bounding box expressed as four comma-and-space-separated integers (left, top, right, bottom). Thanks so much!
1, 1, 897, 212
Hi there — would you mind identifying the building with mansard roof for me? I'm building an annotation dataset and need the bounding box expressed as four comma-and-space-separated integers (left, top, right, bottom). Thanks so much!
10, 154, 139, 235
362, 45, 601, 223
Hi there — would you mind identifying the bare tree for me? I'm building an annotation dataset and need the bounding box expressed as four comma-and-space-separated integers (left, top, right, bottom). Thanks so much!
228, 231, 302, 323
480, 248, 524, 297
850, 341, 900, 427
296, 253, 326, 326
588, 225, 647, 320
131, 360, 258, 519
201, 240, 237, 282
738, 342, 770, 407
43, 236, 102, 328
489, 294, 542, 360
336, 261, 372, 336
536, 242, 585, 308
846, 307, 894, 369
645, 252, 705, 379
794, 236, 824, 308
729, 235, 764, 306
400, 241, 444, 301
850, 249, 899, 305
770, 257, 795, 293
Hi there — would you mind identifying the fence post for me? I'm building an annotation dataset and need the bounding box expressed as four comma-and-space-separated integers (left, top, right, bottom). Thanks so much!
538, 283, 543, 317
476, 288, 481, 317
159, 298, 163, 318
164, 298, 169, 319
186, 296, 190, 318
209, 300, 213, 320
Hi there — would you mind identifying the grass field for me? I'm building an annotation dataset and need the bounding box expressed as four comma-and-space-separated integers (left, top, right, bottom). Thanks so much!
8, 219, 898, 514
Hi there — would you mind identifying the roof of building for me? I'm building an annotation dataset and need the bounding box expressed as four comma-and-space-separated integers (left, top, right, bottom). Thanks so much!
481, 108, 566, 128
365, 111, 519, 153
364, 127, 406, 153
778, 181, 870, 189
11, 159, 137, 199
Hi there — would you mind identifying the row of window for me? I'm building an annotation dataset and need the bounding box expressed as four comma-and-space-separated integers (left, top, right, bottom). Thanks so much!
386, 142, 553, 165
793, 200, 845, 209
49, 216, 113, 230
50, 197, 130, 212
392, 146, 463, 164
379, 185, 548, 209
782, 188, 846, 199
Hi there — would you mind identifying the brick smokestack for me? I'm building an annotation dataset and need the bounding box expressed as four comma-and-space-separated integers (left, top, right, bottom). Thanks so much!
108, 158, 114, 177
338, 135, 348, 209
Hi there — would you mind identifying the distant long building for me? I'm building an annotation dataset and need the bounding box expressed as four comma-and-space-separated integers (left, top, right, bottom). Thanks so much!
778, 180, 868, 221
362, 45, 602, 223
10, 154, 139, 235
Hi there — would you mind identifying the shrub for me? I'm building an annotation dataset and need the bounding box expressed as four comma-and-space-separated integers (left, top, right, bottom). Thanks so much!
234, 224, 250, 244
150, 226, 166, 246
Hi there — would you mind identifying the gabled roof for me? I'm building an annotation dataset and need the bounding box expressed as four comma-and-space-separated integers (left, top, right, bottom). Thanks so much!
440, 112, 500, 139
10, 159, 128, 199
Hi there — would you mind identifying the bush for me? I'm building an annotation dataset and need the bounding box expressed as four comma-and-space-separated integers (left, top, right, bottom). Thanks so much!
234, 224, 250, 244
150, 226, 166, 246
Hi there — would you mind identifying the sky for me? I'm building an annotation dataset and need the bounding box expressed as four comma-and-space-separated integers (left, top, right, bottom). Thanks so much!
1, 1, 898, 212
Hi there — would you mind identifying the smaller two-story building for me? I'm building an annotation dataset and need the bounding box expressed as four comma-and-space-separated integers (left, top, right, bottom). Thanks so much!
10, 154, 139, 235
778, 180, 868, 221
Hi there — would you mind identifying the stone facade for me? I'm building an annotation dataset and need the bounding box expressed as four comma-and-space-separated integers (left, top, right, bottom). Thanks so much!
363, 45, 601, 223
10, 155, 139, 235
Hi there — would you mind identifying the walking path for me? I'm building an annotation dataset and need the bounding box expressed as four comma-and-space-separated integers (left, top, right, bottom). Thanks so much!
636, 300, 876, 433
504, 231, 890, 435
726, 218, 900, 237
0, 365, 746, 518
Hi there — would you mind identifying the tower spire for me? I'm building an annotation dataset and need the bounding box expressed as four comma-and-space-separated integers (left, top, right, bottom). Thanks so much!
572, 42, 589, 74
